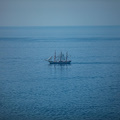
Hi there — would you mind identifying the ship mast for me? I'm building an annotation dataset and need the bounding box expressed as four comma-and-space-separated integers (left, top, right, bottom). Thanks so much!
54, 51, 56, 62
66, 52, 68, 61
60, 52, 62, 61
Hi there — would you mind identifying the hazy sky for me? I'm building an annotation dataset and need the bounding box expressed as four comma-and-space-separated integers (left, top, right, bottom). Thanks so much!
0, 0, 120, 26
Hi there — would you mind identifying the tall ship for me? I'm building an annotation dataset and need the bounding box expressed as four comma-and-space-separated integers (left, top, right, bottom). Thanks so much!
46, 51, 71, 64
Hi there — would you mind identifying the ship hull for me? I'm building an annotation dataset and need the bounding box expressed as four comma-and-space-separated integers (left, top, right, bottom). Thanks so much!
49, 61, 71, 64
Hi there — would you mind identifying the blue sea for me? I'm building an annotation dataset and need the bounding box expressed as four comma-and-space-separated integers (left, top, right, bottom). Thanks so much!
0, 26, 120, 120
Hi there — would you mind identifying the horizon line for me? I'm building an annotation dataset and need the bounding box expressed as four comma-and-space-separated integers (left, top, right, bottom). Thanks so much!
0, 25, 120, 28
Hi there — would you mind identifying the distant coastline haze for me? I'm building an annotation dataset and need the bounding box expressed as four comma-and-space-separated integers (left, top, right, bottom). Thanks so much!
0, 0, 120, 26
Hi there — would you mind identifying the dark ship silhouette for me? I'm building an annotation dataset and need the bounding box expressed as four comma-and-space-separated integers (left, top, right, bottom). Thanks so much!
46, 51, 71, 64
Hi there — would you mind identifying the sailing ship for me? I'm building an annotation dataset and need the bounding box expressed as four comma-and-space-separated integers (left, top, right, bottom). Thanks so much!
46, 51, 71, 64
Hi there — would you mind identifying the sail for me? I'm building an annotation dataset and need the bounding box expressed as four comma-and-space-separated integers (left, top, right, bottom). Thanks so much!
46, 56, 52, 61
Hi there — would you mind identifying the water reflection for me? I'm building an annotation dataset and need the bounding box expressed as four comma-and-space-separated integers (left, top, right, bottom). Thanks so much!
48, 63, 71, 75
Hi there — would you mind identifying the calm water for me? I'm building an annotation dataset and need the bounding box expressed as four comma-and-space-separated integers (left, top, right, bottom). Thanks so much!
0, 26, 120, 120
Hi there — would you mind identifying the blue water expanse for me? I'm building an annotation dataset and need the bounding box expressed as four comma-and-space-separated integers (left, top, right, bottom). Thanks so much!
0, 26, 120, 120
